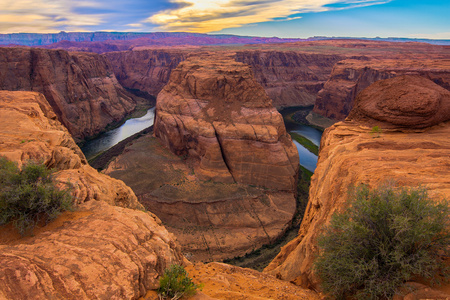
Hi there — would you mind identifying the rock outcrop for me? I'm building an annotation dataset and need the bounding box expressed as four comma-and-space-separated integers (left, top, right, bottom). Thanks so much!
235, 51, 343, 108
0, 201, 184, 300
154, 53, 299, 190
0, 47, 137, 141
313, 59, 450, 121
265, 76, 450, 291
0, 90, 141, 208
0, 90, 184, 299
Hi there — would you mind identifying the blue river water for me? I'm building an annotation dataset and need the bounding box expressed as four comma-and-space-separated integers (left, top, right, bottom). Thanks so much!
81, 108, 155, 160
81, 107, 322, 172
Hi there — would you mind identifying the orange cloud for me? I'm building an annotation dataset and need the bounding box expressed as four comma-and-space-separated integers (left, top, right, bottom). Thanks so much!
148, 0, 390, 33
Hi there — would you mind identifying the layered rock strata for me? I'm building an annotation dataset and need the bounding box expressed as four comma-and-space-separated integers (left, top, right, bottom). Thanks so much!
154, 54, 299, 190
0, 47, 137, 141
313, 59, 450, 121
0, 90, 184, 299
235, 51, 343, 108
265, 76, 450, 290
105, 49, 187, 97
103, 48, 342, 109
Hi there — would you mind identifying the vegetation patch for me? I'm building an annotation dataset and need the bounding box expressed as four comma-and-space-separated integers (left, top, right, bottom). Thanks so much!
290, 132, 319, 155
158, 264, 202, 300
0, 157, 73, 235
314, 183, 449, 300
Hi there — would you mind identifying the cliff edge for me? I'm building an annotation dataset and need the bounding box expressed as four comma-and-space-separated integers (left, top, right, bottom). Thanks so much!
0, 91, 184, 299
265, 76, 450, 296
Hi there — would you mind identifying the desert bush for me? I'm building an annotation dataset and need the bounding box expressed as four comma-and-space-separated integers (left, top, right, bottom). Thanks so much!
158, 264, 201, 300
314, 183, 449, 300
0, 157, 73, 235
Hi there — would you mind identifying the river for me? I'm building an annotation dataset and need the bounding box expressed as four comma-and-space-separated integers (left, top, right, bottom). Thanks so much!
81, 108, 155, 160
81, 107, 322, 172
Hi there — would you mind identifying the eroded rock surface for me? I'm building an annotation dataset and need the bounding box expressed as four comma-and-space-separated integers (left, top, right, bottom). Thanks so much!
265, 76, 450, 292
313, 58, 450, 121
0, 90, 184, 299
235, 51, 343, 108
348, 75, 450, 128
0, 201, 183, 300
0, 47, 137, 141
105, 49, 187, 97
154, 53, 299, 190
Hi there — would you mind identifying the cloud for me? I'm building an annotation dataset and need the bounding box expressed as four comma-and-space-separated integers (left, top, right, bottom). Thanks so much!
0, 0, 104, 33
148, 0, 391, 33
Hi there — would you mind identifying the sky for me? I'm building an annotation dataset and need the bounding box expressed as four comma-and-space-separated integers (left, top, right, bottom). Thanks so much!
0, 0, 449, 39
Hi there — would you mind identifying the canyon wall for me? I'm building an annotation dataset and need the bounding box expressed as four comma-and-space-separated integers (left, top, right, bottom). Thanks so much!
103, 49, 343, 109
265, 76, 450, 290
104, 49, 187, 97
0, 90, 184, 299
313, 59, 450, 121
0, 47, 137, 141
235, 51, 343, 108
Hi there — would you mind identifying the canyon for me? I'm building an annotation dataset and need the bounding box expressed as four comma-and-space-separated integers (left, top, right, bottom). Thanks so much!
0, 36, 449, 299
0, 90, 317, 300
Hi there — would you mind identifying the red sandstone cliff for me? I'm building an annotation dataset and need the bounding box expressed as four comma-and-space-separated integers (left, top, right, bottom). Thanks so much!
0, 47, 137, 141
235, 51, 343, 108
0, 90, 184, 299
313, 59, 450, 121
104, 49, 187, 97
265, 76, 450, 297
103, 48, 343, 109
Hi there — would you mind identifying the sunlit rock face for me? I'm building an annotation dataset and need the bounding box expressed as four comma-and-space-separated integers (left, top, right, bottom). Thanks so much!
0, 47, 136, 141
265, 75, 450, 290
0, 90, 184, 299
154, 53, 299, 191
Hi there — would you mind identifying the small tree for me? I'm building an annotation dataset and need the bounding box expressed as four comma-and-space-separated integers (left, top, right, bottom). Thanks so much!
158, 264, 201, 300
0, 157, 73, 235
314, 183, 449, 300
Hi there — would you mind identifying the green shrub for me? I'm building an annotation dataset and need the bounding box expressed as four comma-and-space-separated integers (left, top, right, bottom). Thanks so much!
314, 183, 449, 300
158, 264, 201, 300
0, 157, 73, 235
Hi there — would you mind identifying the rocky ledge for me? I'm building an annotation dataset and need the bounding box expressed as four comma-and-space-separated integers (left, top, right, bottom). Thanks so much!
265, 76, 450, 297
0, 91, 183, 299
